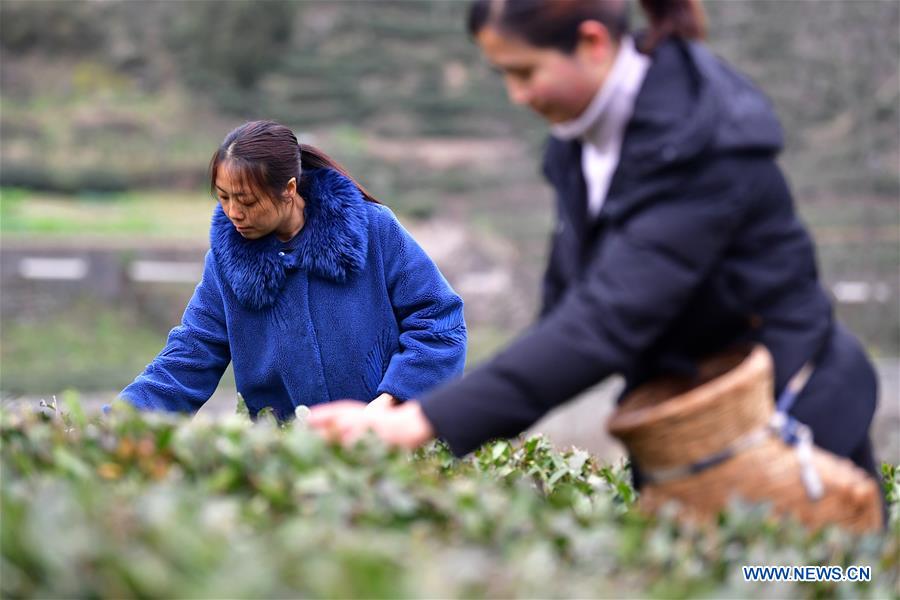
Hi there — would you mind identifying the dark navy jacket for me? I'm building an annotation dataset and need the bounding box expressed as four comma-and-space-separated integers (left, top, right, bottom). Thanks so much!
122, 168, 467, 420
420, 38, 878, 475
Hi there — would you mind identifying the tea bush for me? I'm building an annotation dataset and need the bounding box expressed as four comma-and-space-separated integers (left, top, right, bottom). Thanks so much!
1, 399, 897, 598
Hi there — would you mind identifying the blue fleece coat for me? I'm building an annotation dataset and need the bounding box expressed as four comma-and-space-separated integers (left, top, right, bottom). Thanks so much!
121, 168, 467, 419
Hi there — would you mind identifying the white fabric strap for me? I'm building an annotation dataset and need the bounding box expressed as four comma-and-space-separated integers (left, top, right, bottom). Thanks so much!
643, 412, 824, 501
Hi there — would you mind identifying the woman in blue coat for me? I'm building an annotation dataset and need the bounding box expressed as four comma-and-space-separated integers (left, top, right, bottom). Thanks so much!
121, 120, 467, 420
309, 0, 881, 486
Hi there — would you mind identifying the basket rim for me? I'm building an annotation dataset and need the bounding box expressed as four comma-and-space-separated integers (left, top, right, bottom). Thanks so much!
607, 344, 774, 435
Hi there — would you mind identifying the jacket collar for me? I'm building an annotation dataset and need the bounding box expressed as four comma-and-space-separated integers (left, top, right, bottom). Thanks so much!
548, 37, 784, 177
544, 37, 784, 227
622, 37, 782, 170
210, 168, 370, 309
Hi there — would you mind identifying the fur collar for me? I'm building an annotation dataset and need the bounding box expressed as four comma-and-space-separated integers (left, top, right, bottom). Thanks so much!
210, 168, 370, 309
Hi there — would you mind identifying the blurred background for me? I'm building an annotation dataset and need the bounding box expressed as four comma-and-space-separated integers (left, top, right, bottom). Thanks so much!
1, 0, 897, 462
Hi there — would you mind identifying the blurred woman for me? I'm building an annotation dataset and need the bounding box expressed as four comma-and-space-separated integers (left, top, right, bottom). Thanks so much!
308, 0, 880, 487
121, 120, 467, 419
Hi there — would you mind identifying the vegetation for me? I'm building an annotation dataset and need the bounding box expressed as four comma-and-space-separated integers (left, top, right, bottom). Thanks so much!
1, 399, 898, 598
0, 300, 172, 394
0, 188, 212, 238
1, 1, 896, 196
0, 3, 896, 392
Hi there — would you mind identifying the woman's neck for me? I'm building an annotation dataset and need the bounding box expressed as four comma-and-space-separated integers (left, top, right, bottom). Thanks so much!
275, 197, 306, 242
550, 36, 648, 142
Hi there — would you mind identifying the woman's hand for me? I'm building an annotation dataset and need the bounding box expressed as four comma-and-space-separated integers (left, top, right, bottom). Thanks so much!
308, 400, 435, 449
364, 393, 397, 412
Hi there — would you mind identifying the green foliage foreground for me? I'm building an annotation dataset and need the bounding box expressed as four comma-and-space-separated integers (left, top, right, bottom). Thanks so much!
1, 400, 898, 599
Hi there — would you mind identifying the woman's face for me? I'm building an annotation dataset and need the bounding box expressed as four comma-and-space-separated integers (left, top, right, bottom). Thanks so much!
476, 25, 612, 124
215, 160, 292, 240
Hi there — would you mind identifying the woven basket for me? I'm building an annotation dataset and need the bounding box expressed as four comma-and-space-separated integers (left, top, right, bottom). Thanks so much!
607, 345, 883, 533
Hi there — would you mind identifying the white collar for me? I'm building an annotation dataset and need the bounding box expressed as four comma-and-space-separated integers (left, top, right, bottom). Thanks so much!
551, 36, 649, 142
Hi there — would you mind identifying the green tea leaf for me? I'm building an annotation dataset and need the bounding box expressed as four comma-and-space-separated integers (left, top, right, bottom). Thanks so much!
235, 393, 249, 419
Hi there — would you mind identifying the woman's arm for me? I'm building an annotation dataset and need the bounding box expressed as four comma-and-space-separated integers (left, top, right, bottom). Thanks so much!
310, 161, 750, 455
419, 159, 752, 456
375, 208, 467, 401
119, 251, 231, 413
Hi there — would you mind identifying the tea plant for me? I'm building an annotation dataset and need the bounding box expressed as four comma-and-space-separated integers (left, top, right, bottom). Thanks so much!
1, 399, 897, 598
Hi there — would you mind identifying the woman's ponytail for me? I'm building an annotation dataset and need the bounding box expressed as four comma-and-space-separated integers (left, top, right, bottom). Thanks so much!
210, 121, 381, 206
638, 0, 706, 52
299, 143, 380, 204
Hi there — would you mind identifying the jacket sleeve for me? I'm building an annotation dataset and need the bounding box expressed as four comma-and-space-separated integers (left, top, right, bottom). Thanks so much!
420, 163, 747, 455
120, 251, 231, 412
376, 210, 467, 401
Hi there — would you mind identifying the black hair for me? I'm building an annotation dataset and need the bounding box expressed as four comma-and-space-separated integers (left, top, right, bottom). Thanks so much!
209, 120, 380, 205
468, 0, 705, 53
